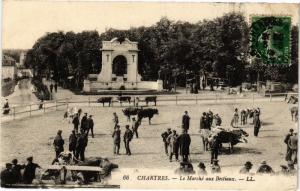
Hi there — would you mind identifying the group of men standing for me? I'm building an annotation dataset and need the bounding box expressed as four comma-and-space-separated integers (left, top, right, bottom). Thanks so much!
111, 113, 141, 156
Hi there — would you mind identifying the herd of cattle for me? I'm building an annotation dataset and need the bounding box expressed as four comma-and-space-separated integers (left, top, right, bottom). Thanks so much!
97, 96, 157, 107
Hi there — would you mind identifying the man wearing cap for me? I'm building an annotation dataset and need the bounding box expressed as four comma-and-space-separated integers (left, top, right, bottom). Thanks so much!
257, 161, 274, 174
131, 117, 141, 139
53, 130, 65, 158
87, 115, 94, 138
178, 129, 191, 162
112, 125, 121, 154
81, 113, 88, 132
72, 113, 80, 134
239, 161, 253, 174
167, 130, 179, 162
124, 125, 133, 155
211, 159, 221, 173
23, 157, 41, 184
161, 128, 172, 155
182, 111, 190, 133
198, 162, 207, 175
284, 129, 294, 161
69, 130, 77, 156
11, 159, 25, 183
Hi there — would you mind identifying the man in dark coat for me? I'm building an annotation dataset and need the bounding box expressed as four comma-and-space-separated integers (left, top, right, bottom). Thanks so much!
1, 163, 15, 187
49, 84, 54, 93
113, 112, 119, 129
112, 125, 121, 154
53, 130, 64, 158
161, 128, 172, 155
131, 117, 141, 138
167, 130, 179, 162
87, 115, 94, 138
239, 161, 253, 174
54, 83, 58, 93
123, 125, 133, 155
178, 130, 191, 162
288, 133, 298, 164
284, 129, 294, 161
200, 112, 210, 130
76, 131, 88, 161
253, 112, 261, 137
23, 157, 41, 184
11, 159, 25, 183
72, 113, 80, 133
210, 135, 220, 164
81, 113, 88, 132
182, 111, 190, 132
69, 130, 77, 156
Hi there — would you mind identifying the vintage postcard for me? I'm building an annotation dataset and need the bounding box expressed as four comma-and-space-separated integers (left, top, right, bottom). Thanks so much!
1, 1, 299, 190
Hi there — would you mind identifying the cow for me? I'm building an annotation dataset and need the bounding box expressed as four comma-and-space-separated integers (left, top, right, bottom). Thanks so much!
290, 106, 298, 122
97, 97, 113, 107
145, 96, 157, 106
122, 107, 141, 121
201, 127, 249, 153
118, 96, 131, 106
216, 128, 249, 153
137, 108, 159, 125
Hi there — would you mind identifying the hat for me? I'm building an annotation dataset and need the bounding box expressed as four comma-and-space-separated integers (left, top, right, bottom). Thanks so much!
244, 161, 253, 167
116, 125, 120, 128
289, 129, 294, 132
125, 125, 130, 128
172, 130, 176, 133
198, 162, 206, 169
167, 128, 171, 130
12, 159, 18, 164
27, 156, 33, 162
184, 111, 188, 114
72, 130, 75, 133
261, 160, 267, 165
57, 130, 62, 134
89, 115, 93, 117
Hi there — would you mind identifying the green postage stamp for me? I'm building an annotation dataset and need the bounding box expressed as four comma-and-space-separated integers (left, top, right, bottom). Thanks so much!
251, 16, 291, 65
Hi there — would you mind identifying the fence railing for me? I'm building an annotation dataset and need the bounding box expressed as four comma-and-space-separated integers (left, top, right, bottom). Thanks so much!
2, 92, 297, 121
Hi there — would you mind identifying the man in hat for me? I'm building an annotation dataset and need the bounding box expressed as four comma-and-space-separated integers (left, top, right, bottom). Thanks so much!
87, 115, 94, 138
210, 134, 220, 164
239, 161, 253, 174
81, 113, 88, 132
76, 130, 88, 161
131, 117, 141, 139
198, 162, 207, 175
53, 130, 64, 158
69, 130, 77, 156
72, 113, 80, 133
113, 112, 119, 129
253, 111, 261, 137
288, 132, 298, 164
167, 130, 179, 162
112, 125, 121, 154
161, 128, 172, 155
175, 158, 195, 175
23, 157, 41, 184
284, 129, 294, 161
11, 159, 25, 183
211, 159, 221, 173
257, 161, 274, 174
124, 125, 133, 155
178, 129, 191, 162
1, 163, 15, 186
182, 111, 190, 132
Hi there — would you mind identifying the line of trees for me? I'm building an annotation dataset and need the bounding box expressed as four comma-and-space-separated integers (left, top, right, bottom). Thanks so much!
24, 12, 298, 90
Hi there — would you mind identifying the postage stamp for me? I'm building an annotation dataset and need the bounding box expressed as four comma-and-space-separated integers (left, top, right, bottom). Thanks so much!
250, 16, 291, 65
1, 1, 299, 190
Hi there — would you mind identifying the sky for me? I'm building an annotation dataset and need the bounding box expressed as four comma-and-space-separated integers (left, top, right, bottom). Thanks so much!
2, 1, 299, 49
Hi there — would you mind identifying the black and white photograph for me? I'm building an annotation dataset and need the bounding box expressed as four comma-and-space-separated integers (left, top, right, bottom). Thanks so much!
1, 1, 299, 189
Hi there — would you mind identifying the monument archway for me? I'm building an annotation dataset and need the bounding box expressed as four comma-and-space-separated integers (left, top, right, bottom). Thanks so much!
112, 55, 127, 76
